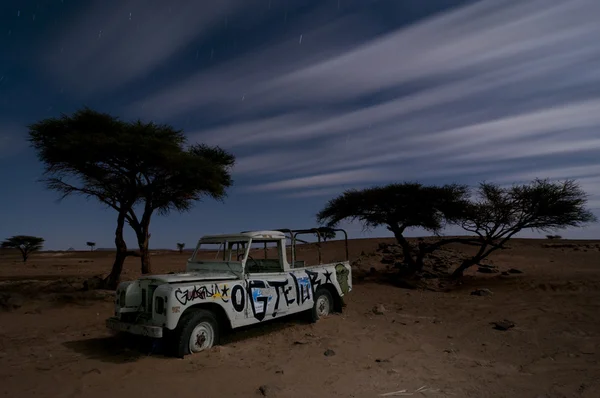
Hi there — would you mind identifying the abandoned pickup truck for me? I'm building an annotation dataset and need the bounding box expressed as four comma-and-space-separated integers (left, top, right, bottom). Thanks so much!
106, 228, 352, 357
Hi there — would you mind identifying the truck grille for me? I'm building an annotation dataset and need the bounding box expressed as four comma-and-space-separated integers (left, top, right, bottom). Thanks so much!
141, 285, 158, 313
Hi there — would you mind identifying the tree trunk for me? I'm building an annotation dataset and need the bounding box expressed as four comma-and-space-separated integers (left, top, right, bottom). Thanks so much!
390, 227, 417, 271
136, 224, 151, 274
104, 211, 128, 290
451, 258, 478, 278
415, 240, 429, 272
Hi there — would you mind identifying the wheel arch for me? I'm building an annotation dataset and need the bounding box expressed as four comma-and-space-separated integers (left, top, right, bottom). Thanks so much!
179, 302, 233, 332
319, 283, 343, 313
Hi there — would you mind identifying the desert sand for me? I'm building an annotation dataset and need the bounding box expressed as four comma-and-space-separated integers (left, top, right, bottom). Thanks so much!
1, 238, 599, 398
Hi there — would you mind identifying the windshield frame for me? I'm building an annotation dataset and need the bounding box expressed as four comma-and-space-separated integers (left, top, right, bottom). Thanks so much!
190, 237, 251, 264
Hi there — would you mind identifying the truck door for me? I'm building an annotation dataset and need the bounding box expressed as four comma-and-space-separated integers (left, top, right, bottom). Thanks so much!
245, 243, 314, 319
245, 239, 286, 321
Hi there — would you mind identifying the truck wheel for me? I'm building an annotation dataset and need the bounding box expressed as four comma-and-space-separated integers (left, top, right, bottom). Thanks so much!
310, 288, 333, 323
173, 309, 219, 357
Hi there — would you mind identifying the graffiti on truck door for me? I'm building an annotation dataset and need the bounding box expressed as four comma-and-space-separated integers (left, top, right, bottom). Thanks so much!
172, 268, 341, 321
245, 269, 336, 321
174, 283, 230, 305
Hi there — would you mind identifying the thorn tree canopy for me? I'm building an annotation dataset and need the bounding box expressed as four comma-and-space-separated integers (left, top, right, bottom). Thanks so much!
28, 108, 235, 289
1, 235, 45, 262
316, 182, 471, 271
453, 178, 597, 277
316, 227, 336, 242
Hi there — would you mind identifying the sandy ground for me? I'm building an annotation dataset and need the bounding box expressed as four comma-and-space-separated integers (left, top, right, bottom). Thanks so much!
1, 238, 599, 398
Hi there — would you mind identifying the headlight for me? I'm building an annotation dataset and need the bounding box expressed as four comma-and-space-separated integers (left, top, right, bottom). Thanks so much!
155, 297, 165, 314
119, 291, 126, 307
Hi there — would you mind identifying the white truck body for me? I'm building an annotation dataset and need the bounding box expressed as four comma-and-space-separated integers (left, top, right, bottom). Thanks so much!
106, 229, 352, 355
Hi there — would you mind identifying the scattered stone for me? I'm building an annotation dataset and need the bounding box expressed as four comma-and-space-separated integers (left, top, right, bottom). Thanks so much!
375, 358, 390, 363
380, 255, 396, 264
293, 341, 307, 345
501, 271, 510, 276
477, 267, 499, 274
372, 304, 386, 315
83, 275, 105, 291
324, 349, 336, 357
0, 293, 24, 311
508, 268, 523, 274
275, 370, 284, 374
491, 320, 515, 331
471, 288, 493, 296
377, 242, 390, 251
82, 368, 101, 375
258, 385, 269, 396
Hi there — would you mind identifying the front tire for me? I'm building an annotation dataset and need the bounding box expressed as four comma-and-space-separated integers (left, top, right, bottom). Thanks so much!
310, 288, 333, 323
172, 309, 219, 357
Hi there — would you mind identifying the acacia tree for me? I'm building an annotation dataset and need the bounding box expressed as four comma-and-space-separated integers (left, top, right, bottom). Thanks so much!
28, 108, 235, 289
177, 243, 185, 254
126, 138, 234, 275
452, 179, 597, 277
86, 241, 96, 251
316, 183, 472, 272
316, 227, 336, 242
1, 235, 45, 262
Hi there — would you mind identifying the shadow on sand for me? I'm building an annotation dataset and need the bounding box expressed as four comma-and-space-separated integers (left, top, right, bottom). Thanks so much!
62, 333, 163, 363
62, 311, 313, 362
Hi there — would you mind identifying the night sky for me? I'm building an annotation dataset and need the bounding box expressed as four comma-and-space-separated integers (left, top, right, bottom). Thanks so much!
1, 0, 599, 250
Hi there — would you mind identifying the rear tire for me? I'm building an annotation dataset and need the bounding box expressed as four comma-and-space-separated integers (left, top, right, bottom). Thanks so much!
172, 309, 220, 358
309, 288, 333, 323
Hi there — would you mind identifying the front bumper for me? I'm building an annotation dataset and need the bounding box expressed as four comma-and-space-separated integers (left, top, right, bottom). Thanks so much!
106, 317, 163, 338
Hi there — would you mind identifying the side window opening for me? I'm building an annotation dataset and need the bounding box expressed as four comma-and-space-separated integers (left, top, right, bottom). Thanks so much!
245, 240, 283, 274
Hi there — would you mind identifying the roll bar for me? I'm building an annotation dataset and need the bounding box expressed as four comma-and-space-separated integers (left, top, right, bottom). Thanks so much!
273, 228, 349, 266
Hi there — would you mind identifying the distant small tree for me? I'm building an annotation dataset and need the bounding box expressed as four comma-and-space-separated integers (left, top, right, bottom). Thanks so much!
86, 241, 96, 251
316, 227, 336, 242
177, 242, 185, 254
453, 179, 597, 277
545, 234, 562, 240
317, 183, 471, 272
1, 235, 45, 262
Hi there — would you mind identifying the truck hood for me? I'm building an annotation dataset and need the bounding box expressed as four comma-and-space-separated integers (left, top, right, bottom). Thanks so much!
138, 271, 239, 284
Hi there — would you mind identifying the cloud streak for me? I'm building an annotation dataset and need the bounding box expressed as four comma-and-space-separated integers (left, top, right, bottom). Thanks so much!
42, 0, 243, 97
130, 0, 600, 212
